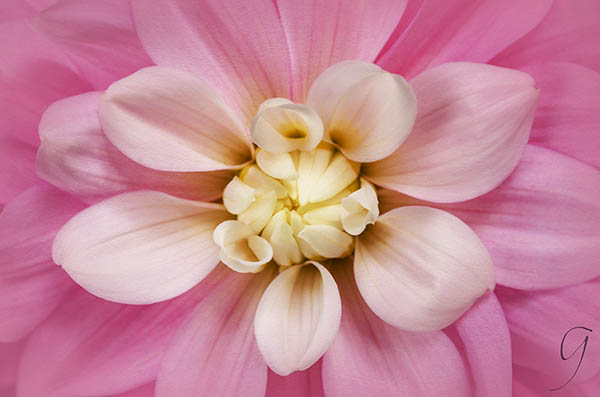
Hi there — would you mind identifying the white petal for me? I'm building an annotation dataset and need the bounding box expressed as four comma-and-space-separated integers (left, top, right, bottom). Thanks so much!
307, 61, 417, 162
354, 206, 495, 331
213, 220, 272, 273
262, 211, 303, 267
255, 261, 341, 375
297, 225, 354, 259
341, 179, 379, 235
241, 165, 288, 198
53, 191, 231, 304
256, 150, 298, 180
250, 101, 324, 153
237, 193, 277, 233
309, 152, 359, 203
302, 205, 343, 229
222, 177, 255, 215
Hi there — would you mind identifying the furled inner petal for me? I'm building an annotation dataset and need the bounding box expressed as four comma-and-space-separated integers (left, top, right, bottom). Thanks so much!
213, 220, 273, 273
256, 150, 298, 180
250, 99, 323, 153
341, 178, 379, 235
222, 177, 256, 215
254, 261, 341, 376
297, 225, 354, 259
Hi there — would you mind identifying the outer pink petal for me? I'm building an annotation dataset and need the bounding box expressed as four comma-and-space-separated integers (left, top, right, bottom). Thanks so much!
0, 138, 38, 206
99, 67, 252, 173
16, 267, 228, 397
266, 361, 324, 397
364, 62, 539, 203
446, 291, 512, 397
492, 0, 600, 73
520, 62, 600, 169
497, 279, 600, 386
32, 0, 153, 90
53, 191, 232, 304
378, 145, 600, 290
277, 0, 407, 101
108, 384, 155, 397
377, 0, 552, 79
155, 268, 275, 397
0, 184, 84, 342
513, 366, 600, 397
37, 91, 235, 203
0, 340, 26, 388
323, 263, 471, 397
131, 0, 291, 121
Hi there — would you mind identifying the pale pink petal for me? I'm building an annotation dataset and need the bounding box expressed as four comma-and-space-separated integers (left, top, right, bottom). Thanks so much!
0, 184, 84, 342
378, 0, 552, 79
364, 62, 539, 203
497, 279, 600, 386
521, 62, 600, 169
53, 191, 232, 304
99, 67, 252, 172
0, 340, 26, 388
306, 61, 417, 162
155, 269, 276, 397
323, 263, 471, 396
492, 0, 600, 73
17, 267, 228, 397
37, 92, 235, 203
355, 206, 494, 331
255, 262, 341, 376
277, 0, 408, 101
378, 145, 600, 290
131, 0, 291, 121
32, 0, 153, 90
266, 361, 324, 397
446, 291, 512, 397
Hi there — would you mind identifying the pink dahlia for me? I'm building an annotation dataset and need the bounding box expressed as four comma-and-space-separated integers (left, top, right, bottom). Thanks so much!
1, 1, 599, 397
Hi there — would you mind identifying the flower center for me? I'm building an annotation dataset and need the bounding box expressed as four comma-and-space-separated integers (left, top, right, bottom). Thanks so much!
213, 99, 380, 273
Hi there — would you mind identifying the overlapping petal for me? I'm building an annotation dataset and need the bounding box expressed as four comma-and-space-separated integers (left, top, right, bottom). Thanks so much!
0, 184, 84, 342
378, 0, 553, 79
323, 263, 471, 396
131, 0, 291, 121
255, 262, 341, 376
99, 67, 252, 172
354, 206, 494, 331
364, 62, 539, 203
156, 269, 274, 397
17, 267, 227, 397
266, 361, 324, 397
378, 145, 600, 290
277, 0, 408, 101
32, 0, 153, 89
37, 91, 234, 203
53, 191, 232, 304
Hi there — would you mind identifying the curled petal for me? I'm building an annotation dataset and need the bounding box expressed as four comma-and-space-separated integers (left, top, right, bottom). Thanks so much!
355, 206, 494, 331
256, 150, 298, 180
255, 262, 341, 375
307, 61, 417, 162
222, 177, 256, 215
213, 220, 273, 273
341, 179, 379, 236
53, 191, 231, 304
364, 62, 539, 203
251, 101, 323, 153
99, 66, 252, 172
297, 225, 354, 259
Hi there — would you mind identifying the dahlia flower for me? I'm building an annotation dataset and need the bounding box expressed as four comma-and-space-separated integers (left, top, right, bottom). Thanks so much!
1, 1, 599, 397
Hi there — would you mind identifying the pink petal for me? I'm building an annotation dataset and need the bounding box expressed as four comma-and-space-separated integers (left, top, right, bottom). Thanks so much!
32, 0, 153, 90
109, 384, 155, 397
513, 365, 600, 397
364, 62, 539, 203
377, 0, 552, 79
446, 291, 512, 397
0, 137, 38, 206
492, 0, 600, 73
355, 206, 494, 332
378, 145, 600, 290
266, 361, 324, 397
277, 0, 408, 101
37, 91, 235, 203
131, 0, 291, 121
255, 262, 341, 375
0, 340, 26, 388
155, 269, 276, 397
0, 1, 34, 21
497, 279, 600, 386
323, 263, 471, 396
53, 191, 232, 304
0, 184, 84, 342
17, 267, 228, 397
99, 67, 252, 172
520, 62, 600, 169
